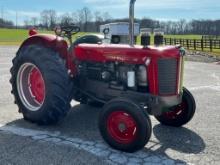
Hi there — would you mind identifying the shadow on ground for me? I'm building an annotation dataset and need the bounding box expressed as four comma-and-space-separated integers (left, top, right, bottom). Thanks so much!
4, 104, 206, 164
152, 125, 205, 154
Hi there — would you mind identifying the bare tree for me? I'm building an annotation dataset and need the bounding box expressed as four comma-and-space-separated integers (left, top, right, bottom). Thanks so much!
41, 10, 57, 30
48, 10, 57, 30
103, 12, 111, 22
94, 11, 103, 31
41, 10, 49, 29
177, 19, 187, 34
31, 17, 38, 27
60, 13, 73, 26
72, 11, 80, 24
24, 19, 30, 28
79, 7, 93, 32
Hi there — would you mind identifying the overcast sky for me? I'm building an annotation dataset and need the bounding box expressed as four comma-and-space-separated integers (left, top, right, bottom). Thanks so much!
1, 0, 220, 25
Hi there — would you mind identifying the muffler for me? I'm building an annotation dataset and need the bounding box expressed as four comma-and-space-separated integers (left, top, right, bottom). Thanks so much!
129, 0, 136, 46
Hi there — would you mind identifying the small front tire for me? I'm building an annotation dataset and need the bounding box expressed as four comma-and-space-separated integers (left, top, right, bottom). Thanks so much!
154, 87, 196, 127
99, 98, 152, 152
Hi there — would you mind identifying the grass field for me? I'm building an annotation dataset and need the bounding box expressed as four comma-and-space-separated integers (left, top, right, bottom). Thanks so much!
0, 28, 91, 45
0, 28, 204, 45
0, 28, 219, 56
0, 28, 48, 45
165, 34, 202, 39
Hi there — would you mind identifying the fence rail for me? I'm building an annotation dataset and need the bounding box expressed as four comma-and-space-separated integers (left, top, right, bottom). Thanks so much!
164, 38, 220, 52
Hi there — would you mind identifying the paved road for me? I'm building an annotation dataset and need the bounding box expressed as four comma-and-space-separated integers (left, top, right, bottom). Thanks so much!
0, 46, 220, 165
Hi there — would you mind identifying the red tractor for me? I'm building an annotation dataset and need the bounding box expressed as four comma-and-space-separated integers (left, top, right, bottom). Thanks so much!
10, 0, 196, 152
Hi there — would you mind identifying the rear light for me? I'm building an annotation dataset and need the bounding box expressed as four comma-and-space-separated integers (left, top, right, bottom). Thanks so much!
29, 28, 38, 36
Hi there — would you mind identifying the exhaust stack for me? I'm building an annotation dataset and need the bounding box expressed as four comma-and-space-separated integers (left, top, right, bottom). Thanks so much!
129, 0, 136, 46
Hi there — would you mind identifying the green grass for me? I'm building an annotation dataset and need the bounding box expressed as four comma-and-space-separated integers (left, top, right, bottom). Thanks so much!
0, 28, 200, 44
0, 28, 219, 56
0, 28, 204, 45
0, 28, 92, 45
0, 28, 53, 45
164, 34, 202, 39
0, 28, 28, 43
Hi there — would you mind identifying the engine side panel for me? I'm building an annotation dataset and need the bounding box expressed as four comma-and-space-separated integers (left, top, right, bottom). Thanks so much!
73, 44, 181, 95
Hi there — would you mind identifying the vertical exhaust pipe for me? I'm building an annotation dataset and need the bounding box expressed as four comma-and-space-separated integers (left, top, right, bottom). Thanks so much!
129, 0, 136, 46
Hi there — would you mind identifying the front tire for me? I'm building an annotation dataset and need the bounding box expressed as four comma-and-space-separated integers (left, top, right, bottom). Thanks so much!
99, 98, 152, 152
10, 45, 72, 125
154, 87, 196, 127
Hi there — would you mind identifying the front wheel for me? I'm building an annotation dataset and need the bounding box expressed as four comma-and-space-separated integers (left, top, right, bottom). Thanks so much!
154, 87, 196, 127
99, 98, 152, 152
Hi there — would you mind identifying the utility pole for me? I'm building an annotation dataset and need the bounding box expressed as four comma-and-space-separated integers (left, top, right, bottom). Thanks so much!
0, 6, 3, 27
1, 6, 3, 20
16, 11, 18, 29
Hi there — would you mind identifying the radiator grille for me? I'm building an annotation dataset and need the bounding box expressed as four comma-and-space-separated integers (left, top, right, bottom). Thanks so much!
158, 58, 178, 95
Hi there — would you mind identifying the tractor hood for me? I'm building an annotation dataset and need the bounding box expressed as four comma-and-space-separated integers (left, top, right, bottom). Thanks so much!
74, 44, 181, 64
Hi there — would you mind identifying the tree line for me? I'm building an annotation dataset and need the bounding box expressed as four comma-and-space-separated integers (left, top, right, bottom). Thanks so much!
1, 7, 220, 36
0, 18, 13, 28
24, 8, 112, 33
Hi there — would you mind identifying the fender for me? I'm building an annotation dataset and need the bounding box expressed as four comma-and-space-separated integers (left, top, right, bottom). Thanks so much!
18, 34, 68, 59
17, 34, 77, 75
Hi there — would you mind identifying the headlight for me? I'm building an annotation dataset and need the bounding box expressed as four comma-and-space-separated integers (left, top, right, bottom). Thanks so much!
179, 47, 186, 56
145, 57, 151, 66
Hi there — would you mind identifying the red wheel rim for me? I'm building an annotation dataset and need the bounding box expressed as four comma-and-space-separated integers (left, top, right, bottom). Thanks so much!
164, 101, 187, 119
29, 68, 45, 104
107, 111, 137, 144
17, 63, 45, 111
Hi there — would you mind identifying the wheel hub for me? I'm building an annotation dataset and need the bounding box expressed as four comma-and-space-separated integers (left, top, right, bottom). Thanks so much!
107, 111, 137, 144
118, 123, 126, 132
164, 101, 187, 119
29, 68, 45, 104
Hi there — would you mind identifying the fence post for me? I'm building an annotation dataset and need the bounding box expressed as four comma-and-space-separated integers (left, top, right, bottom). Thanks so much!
219, 40, 220, 50
210, 40, 213, 52
186, 39, 189, 49
164, 38, 167, 45
194, 39, 196, 50
201, 39, 204, 51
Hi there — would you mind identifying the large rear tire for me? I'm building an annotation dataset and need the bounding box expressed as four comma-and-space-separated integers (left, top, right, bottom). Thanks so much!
10, 45, 72, 125
154, 87, 196, 127
99, 98, 152, 152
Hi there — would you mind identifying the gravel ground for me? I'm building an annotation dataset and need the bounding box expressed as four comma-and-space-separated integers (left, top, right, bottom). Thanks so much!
0, 46, 220, 165
186, 50, 220, 63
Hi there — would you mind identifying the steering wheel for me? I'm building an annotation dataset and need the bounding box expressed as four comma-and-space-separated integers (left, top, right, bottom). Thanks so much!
61, 25, 80, 35
55, 24, 80, 37
55, 24, 80, 44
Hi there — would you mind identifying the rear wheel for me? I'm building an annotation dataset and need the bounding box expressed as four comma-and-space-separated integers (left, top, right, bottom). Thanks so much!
154, 87, 196, 127
10, 45, 72, 125
99, 98, 152, 152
